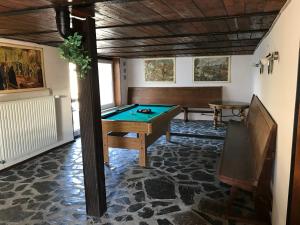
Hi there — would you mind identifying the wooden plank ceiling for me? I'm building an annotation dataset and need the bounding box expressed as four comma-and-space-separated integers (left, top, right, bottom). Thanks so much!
0, 0, 287, 58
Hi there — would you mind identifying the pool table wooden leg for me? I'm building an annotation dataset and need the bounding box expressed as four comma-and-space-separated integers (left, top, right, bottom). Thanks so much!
102, 133, 109, 164
139, 133, 147, 167
166, 123, 171, 142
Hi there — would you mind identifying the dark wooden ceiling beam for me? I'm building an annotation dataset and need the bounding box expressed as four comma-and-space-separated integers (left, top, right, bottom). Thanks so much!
98, 49, 254, 58
97, 29, 268, 41
0, 0, 144, 17
98, 44, 257, 54
0, 30, 57, 37
96, 11, 278, 29
97, 38, 261, 49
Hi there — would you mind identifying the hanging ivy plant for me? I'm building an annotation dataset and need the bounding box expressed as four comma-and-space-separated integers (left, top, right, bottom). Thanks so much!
58, 32, 91, 79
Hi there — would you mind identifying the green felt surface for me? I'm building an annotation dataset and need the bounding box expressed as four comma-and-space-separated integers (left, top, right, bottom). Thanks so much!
103, 104, 174, 122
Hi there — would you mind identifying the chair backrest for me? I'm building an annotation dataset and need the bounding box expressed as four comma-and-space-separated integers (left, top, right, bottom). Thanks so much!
246, 95, 277, 184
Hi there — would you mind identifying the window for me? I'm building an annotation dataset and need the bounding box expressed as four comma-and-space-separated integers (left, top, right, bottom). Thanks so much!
98, 60, 115, 109
69, 63, 80, 137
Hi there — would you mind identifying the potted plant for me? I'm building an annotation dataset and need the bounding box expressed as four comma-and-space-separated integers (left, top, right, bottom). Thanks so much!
59, 32, 91, 79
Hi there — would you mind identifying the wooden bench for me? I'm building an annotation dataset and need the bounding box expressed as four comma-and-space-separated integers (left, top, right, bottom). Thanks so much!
218, 95, 277, 223
127, 87, 222, 121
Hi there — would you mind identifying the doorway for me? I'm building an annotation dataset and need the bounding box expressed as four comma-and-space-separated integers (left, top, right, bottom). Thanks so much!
287, 48, 300, 224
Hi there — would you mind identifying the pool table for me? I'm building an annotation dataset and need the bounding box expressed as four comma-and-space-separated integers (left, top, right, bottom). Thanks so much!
101, 104, 181, 167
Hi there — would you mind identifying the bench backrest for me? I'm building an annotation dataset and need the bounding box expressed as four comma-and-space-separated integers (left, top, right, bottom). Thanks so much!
246, 95, 277, 186
127, 87, 222, 108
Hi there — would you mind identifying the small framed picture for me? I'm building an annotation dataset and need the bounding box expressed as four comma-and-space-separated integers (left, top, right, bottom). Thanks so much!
193, 56, 231, 82
144, 57, 175, 82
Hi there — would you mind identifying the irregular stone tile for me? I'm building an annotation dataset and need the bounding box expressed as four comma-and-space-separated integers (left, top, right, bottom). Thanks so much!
0, 191, 15, 199
115, 215, 134, 222
151, 156, 163, 161
172, 211, 208, 225
157, 218, 173, 225
174, 174, 189, 180
127, 203, 146, 212
12, 197, 30, 205
0, 170, 14, 177
34, 194, 52, 201
153, 162, 162, 167
202, 183, 219, 192
35, 169, 49, 178
72, 212, 86, 220
138, 207, 154, 219
41, 162, 59, 170
115, 197, 131, 205
15, 184, 27, 191
0, 205, 34, 222
22, 190, 34, 196
32, 181, 59, 194
135, 181, 143, 190
61, 197, 85, 206
139, 222, 149, 225
179, 186, 197, 205
150, 201, 172, 208
1, 175, 20, 182
133, 191, 145, 202
107, 204, 125, 214
144, 177, 175, 199
132, 170, 143, 175
157, 205, 181, 215
27, 202, 40, 210
49, 205, 60, 212
32, 212, 44, 220
17, 170, 35, 178
20, 178, 35, 183
191, 171, 214, 182
39, 201, 51, 210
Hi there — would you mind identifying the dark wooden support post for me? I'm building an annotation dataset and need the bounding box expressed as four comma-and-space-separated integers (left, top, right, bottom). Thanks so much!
73, 11, 107, 217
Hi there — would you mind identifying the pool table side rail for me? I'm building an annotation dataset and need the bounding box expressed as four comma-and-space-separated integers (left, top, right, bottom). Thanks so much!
102, 120, 152, 134
101, 104, 137, 119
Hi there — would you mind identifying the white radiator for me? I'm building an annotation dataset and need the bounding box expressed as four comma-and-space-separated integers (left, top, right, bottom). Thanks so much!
0, 96, 57, 166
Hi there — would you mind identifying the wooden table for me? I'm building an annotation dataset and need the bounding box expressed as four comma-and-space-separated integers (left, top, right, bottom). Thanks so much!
208, 101, 250, 127
101, 104, 181, 167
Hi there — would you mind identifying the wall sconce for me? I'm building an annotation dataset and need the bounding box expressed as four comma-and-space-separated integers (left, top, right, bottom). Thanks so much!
255, 51, 279, 75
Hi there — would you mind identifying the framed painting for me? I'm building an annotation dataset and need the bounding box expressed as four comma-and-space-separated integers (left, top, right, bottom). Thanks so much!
144, 57, 175, 82
0, 42, 45, 93
193, 56, 231, 82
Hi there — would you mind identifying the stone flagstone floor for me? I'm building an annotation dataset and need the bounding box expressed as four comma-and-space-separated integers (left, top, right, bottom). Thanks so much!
0, 120, 254, 225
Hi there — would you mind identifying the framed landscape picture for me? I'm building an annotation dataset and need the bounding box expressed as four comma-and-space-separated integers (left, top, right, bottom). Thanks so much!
144, 58, 175, 82
0, 43, 45, 93
193, 56, 231, 82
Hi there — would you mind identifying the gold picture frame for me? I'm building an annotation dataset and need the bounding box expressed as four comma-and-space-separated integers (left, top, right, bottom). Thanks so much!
193, 56, 231, 82
144, 57, 176, 83
0, 42, 46, 93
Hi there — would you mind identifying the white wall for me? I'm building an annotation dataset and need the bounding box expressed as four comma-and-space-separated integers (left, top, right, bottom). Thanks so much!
251, 0, 299, 224
0, 38, 74, 152
125, 55, 254, 120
